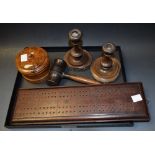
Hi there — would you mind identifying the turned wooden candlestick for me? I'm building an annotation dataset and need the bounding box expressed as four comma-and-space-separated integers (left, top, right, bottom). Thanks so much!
64, 29, 92, 70
91, 43, 121, 83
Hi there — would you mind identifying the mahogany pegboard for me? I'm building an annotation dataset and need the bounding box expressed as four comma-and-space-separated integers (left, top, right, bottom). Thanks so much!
10, 82, 149, 125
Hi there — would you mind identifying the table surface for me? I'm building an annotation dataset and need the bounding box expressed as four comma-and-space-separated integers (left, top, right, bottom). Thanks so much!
0, 23, 155, 131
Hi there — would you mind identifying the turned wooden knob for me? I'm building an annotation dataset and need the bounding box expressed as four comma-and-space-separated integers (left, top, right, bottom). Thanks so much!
102, 42, 116, 55
68, 29, 82, 46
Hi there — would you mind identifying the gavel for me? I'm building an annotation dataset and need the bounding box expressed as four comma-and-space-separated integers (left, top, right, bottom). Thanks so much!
46, 58, 100, 86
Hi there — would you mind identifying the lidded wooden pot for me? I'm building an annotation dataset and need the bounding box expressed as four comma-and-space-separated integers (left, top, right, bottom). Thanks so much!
16, 47, 51, 83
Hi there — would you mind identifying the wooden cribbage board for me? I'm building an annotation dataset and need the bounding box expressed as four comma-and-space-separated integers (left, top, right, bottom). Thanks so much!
10, 82, 149, 126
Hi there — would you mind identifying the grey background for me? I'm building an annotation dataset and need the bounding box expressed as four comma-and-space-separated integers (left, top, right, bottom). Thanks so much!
0, 23, 154, 131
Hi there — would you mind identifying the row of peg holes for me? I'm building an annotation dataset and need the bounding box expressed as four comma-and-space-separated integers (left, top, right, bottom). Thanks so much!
22, 90, 88, 95
15, 106, 132, 117
16, 108, 133, 116
20, 104, 125, 112
23, 105, 92, 110
20, 94, 89, 99
21, 86, 134, 97
16, 109, 105, 116
19, 92, 131, 100
16, 109, 130, 117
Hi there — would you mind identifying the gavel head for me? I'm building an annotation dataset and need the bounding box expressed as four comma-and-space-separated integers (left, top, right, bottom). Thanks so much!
46, 58, 67, 86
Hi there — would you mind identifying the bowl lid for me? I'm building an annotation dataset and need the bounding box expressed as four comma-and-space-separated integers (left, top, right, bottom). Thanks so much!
16, 47, 49, 75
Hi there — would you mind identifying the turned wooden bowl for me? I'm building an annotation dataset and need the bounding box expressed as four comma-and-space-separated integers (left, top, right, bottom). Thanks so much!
16, 47, 51, 83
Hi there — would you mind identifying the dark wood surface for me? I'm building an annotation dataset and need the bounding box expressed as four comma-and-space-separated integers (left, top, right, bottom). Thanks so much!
9, 83, 149, 126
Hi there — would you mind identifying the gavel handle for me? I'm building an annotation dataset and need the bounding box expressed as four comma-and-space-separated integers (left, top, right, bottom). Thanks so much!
63, 73, 101, 85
